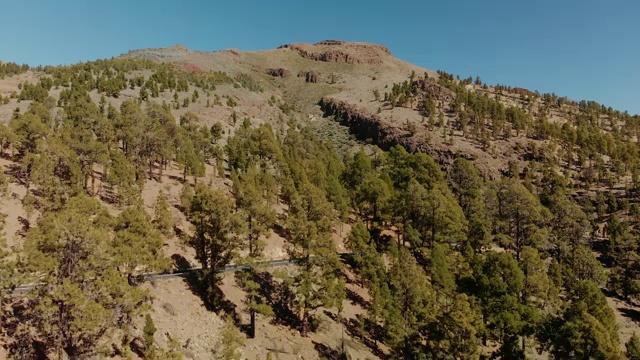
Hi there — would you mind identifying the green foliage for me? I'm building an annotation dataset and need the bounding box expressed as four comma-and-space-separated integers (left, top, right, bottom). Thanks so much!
10, 110, 51, 154
143, 314, 157, 358
15, 196, 150, 358
210, 122, 223, 143
235, 73, 263, 92
287, 183, 345, 335
427, 293, 481, 359
215, 316, 245, 360
112, 205, 168, 275
18, 80, 50, 102
0, 213, 18, 310
538, 281, 622, 359
385, 248, 435, 357
486, 178, 547, 258
468, 251, 531, 357
187, 183, 240, 306
4, 47, 640, 359
430, 243, 456, 300
154, 190, 174, 237
233, 165, 277, 337
0, 62, 30, 79
626, 334, 640, 360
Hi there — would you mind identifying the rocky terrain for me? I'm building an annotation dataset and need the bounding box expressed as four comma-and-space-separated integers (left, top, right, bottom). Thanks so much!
1, 39, 640, 359
117, 41, 507, 175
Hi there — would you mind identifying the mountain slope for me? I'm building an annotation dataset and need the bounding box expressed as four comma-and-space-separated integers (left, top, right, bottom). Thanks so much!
1, 40, 640, 359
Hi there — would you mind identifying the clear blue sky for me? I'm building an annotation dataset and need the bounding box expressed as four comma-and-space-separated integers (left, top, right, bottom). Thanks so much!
2, 0, 639, 114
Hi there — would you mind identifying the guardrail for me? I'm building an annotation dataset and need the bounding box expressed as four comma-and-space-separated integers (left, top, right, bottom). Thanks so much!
8, 254, 354, 295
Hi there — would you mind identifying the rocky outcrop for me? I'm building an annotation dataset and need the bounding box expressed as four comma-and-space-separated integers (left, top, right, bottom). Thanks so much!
314, 40, 345, 46
267, 68, 290, 77
298, 71, 319, 83
319, 97, 419, 150
279, 41, 390, 65
411, 79, 457, 102
318, 98, 456, 168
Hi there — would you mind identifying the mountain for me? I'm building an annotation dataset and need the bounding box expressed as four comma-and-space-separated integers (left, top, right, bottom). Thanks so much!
0, 41, 639, 359
117, 40, 637, 179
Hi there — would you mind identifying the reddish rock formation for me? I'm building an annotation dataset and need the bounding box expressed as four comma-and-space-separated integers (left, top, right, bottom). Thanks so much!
267, 68, 290, 77
278, 41, 390, 65
298, 71, 319, 83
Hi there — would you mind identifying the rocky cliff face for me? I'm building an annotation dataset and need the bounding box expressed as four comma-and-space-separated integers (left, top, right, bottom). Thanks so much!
319, 98, 457, 168
279, 41, 391, 65
298, 70, 319, 83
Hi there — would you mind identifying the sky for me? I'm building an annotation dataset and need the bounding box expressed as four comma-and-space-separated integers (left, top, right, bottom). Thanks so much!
2, 0, 639, 114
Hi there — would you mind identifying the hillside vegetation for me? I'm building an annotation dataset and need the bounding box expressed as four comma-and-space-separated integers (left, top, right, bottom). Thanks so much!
0, 41, 639, 359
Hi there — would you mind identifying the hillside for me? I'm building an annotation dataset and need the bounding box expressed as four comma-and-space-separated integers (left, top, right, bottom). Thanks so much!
0, 41, 639, 359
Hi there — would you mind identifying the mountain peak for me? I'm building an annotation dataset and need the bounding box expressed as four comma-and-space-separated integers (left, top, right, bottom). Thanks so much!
277, 40, 391, 65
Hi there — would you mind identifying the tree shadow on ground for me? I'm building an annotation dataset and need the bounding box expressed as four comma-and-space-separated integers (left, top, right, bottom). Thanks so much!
173, 203, 186, 214
5, 163, 25, 187
343, 317, 387, 359
323, 309, 386, 358
620, 307, 640, 324
16, 216, 30, 237
99, 184, 118, 205
183, 271, 238, 321
173, 225, 184, 239
171, 253, 192, 270
252, 271, 301, 330
345, 288, 368, 309
167, 173, 184, 183
272, 222, 291, 242
602, 288, 632, 304
313, 341, 348, 360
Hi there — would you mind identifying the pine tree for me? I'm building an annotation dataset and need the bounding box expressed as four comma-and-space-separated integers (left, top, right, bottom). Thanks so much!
287, 183, 345, 336
210, 122, 223, 143
471, 251, 528, 356
427, 293, 481, 359
486, 178, 547, 260
22, 191, 36, 221
0, 212, 18, 310
153, 190, 174, 237
549, 195, 589, 262
188, 183, 240, 305
538, 281, 622, 359
143, 314, 157, 358
610, 229, 640, 300
233, 166, 276, 338
627, 334, 640, 360
158, 333, 184, 360
112, 205, 168, 277
215, 316, 245, 360
385, 247, 435, 358
402, 180, 467, 249
355, 175, 391, 228
450, 157, 483, 217
429, 243, 456, 304
17, 196, 150, 357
